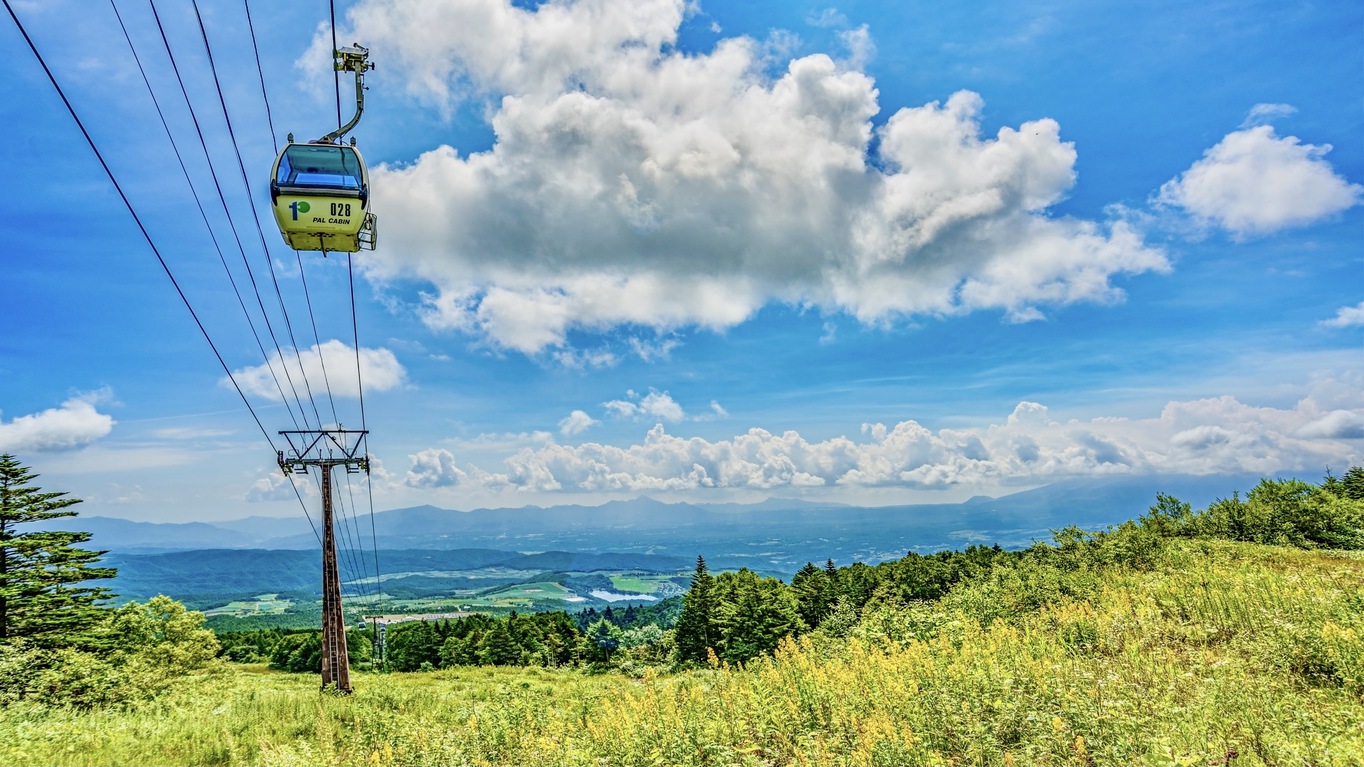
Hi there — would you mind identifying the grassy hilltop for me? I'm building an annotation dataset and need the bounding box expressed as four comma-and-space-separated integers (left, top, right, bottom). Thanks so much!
2, 473, 1363, 766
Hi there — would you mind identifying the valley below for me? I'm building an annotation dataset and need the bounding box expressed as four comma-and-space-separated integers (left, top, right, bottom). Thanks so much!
86, 474, 1265, 628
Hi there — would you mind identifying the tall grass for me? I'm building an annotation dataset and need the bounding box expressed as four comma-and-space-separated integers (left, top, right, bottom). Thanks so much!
3, 539, 1361, 766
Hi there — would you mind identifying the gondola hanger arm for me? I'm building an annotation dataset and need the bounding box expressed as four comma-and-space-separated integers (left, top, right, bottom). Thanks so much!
318, 44, 374, 145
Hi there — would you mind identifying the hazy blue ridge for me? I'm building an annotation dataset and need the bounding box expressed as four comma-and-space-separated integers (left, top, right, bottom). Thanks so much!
84, 475, 1277, 609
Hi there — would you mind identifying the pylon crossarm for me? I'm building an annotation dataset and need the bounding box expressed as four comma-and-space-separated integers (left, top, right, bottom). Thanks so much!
278, 430, 326, 461
321, 430, 368, 458
278, 429, 369, 463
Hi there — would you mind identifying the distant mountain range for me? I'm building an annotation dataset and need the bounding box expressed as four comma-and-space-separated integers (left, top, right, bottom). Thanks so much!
59, 474, 1268, 568
70, 473, 1284, 610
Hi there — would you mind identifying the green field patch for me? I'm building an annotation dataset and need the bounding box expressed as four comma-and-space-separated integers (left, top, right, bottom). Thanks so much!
607, 573, 682, 593
448, 580, 576, 609
204, 593, 292, 616
483, 581, 570, 598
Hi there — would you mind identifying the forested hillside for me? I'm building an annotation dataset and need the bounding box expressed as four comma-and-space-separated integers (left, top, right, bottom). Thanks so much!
210, 470, 1364, 676
3, 466, 1363, 765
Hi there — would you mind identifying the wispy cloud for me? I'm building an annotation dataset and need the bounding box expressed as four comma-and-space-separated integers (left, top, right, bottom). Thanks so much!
1240, 102, 1296, 128
559, 409, 600, 436
245, 470, 316, 502
1322, 302, 1364, 329
149, 427, 235, 440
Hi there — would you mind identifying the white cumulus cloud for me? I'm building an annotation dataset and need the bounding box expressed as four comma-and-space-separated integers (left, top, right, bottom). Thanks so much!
603, 389, 686, 422
0, 393, 116, 453
406, 394, 1362, 495
1297, 410, 1364, 440
405, 447, 466, 488
329, 0, 1167, 354
1158, 121, 1362, 237
229, 340, 406, 403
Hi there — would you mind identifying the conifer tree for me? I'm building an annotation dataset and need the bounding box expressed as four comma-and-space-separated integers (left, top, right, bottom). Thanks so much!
822, 558, 842, 611
712, 568, 804, 663
0, 454, 115, 646
1341, 466, 1364, 501
477, 620, 522, 666
673, 555, 716, 664
385, 619, 440, 671
587, 617, 623, 663
791, 562, 831, 629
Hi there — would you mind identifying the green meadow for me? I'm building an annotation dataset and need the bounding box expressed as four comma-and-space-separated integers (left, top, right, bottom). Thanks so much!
3, 538, 1362, 766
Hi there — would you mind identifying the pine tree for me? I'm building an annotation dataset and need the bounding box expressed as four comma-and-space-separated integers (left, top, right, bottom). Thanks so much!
477, 620, 521, 666
791, 561, 831, 629
673, 555, 716, 664
712, 568, 804, 663
1341, 466, 1364, 501
586, 617, 623, 663
0, 454, 115, 646
822, 558, 842, 612
385, 619, 440, 671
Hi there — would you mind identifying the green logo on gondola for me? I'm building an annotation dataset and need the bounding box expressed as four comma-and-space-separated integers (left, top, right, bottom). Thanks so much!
288, 200, 312, 221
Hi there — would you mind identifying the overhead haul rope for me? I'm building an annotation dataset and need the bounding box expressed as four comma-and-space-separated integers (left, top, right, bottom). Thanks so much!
304, 0, 376, 597
191, 0, 326, 431
242, 1, 344, 433
144, 0, 324, 541
147, 0, 315, 434
350, 251, 383, 606
0, 0, 327, 545
245, 0, 344, 433
234, 0, 387, 603
113, 0, 305, 439
330, 0, 343, 132
296, 260, 341, 427
331, 0, 384, 607
242, 0, 278, 155
333, 471, 375, 603
117, 0, 324, 543
247, 0, 383, 601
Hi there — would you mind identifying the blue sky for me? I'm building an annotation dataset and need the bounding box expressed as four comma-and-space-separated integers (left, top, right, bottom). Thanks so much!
2, 0, 1360, 523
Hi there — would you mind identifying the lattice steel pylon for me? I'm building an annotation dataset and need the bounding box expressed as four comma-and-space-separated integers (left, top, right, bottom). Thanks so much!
278, 429, 369, 693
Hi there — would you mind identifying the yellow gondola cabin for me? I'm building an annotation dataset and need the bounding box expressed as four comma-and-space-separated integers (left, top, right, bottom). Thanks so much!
270, 140, 376, 253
